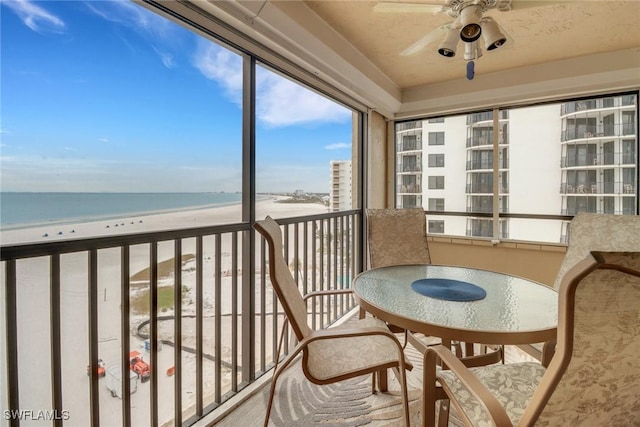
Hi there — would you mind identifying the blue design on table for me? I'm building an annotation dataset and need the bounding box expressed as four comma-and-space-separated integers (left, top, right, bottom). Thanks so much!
411, 278, 486, 302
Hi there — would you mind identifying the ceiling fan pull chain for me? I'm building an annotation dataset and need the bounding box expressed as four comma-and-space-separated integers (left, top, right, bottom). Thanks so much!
467, 61, 475, 80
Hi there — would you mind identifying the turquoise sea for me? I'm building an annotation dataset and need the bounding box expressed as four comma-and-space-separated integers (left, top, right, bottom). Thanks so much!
0, 192, 244, 229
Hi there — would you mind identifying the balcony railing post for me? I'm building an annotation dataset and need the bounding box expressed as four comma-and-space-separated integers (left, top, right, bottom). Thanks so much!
5, 260, 19, 427
50, 254, 63, 427
88, 249, 100, 427
121, 245, 131, 427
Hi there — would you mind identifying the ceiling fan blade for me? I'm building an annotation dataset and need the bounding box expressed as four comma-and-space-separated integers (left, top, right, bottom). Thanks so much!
496, 0, 577, 12
400, 24, 453, 56
373, 1, 446, 14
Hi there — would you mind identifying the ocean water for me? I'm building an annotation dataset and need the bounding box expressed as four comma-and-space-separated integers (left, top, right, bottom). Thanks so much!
0, 192, 244, 229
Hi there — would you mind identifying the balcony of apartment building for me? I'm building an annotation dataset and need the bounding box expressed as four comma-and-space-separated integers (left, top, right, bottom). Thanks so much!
465, 156, 509, 171
397, 153, 423, 173
466, 196, 509, 214
397, 182, 422, 195
397, 135, 423, 153
561, 95, 637, 115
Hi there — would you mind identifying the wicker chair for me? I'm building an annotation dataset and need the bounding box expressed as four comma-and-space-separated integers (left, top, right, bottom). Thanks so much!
422, 251, 640, 427
255, 216, 412, 427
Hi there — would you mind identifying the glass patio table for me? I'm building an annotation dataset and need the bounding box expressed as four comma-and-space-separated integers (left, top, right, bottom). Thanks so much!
353, 264, 558, 347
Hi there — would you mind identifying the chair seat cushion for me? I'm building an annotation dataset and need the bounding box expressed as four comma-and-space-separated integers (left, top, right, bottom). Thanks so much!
306, 317, 401, 381
438, 361, 545, 427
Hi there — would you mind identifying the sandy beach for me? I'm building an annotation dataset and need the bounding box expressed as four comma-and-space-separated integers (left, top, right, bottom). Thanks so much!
0, 197, 330, 426
0, 196, 328, 245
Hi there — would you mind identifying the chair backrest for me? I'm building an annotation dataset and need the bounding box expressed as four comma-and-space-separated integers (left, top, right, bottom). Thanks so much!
254, 216, 311, 341
553, 212, 640, 289
524, 251, 640, 426
366, 208, 431, 268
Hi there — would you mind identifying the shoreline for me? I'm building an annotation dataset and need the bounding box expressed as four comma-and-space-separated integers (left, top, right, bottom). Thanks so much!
0, 193, 282, 232
0, 196, 329, 245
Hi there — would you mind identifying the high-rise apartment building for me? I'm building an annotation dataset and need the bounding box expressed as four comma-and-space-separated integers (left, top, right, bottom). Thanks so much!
396, 94, 637, 243
330, 160, 352, 212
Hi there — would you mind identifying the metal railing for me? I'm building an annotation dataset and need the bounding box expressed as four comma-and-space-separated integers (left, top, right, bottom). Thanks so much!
1, 210, 361, 427
561, 152, 637, 167
560, 182, 635, 194
561, 123, 637, 141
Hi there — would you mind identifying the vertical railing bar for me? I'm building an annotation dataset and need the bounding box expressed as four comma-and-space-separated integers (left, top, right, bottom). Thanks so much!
150, 243, 159, 427
231, 231, 238, 391
173, 240, 183, 426
196, 236, 203, 416
340, 216, 344, 314
319, 219, 325, 329
5, 260, 19, 427
88, 249, 100, 427
260, 237, 266, 372
270, 236, 279, 365
349, 214, 355, 309
214, 234, 222, 403
303, 221, 308, 296
282, 225, 289, 354
336, 217, 340, 323
294, 224, 299, 289
311, 221, 317, 330
50, 254, 63, 427
121, 245, 131, 427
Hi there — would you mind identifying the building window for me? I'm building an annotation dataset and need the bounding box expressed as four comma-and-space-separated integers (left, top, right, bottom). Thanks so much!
428, 118, 444, 123
428, 154, 445, 167
428, 198, 445, 211
428, 176, 445, 189
428, 132, 444, 145
428, 220, 444, 234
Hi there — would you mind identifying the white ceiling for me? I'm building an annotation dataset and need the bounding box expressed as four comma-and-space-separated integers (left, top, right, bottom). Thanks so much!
302, 0, 640, 88
190, 0, 639, 117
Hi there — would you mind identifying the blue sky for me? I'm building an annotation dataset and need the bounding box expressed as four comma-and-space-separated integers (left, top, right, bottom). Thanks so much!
0, 0, 353, 193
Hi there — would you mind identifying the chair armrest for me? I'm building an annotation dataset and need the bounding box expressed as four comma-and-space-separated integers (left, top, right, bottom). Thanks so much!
303, 289, 354, 302
424, 345, 512, 427
308, 325, 398, 342
301, 325, 412, 371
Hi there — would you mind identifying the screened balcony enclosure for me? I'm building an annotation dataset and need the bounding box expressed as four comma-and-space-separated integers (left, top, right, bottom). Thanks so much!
1, 0, 639, 426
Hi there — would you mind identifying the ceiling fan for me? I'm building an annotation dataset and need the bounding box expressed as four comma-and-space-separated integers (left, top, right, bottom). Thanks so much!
374, 0, 561, 79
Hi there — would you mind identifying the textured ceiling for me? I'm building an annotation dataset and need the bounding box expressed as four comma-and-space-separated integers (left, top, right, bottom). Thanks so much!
302, 0, 640, 89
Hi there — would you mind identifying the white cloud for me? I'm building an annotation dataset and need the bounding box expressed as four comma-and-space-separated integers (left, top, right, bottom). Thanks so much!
193, 42, 243, 101
324, 142, 350, 150
193, 41, 351, 127
0, 155, 243, 192
2, 0, 65, 33
98, 137, 109, 143
255, 69, 351, 127
155, 49, 175, 69
86, 0, 179, 67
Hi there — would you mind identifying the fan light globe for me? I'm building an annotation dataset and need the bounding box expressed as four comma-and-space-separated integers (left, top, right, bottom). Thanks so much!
438, 28, 459, 57
459, 5, 482, 42
481, 18, 507, 50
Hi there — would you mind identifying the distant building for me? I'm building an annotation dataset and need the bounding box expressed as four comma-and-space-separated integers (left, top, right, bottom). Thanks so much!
294, 189, 305, 196
396, 94, 637, 243
330, 160, 352, 212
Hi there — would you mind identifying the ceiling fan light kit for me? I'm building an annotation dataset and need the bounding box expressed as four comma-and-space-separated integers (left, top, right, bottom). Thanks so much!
377, 0, 517, 78
438, 27, 460, 57
480, 17, 507, 50
459, 5, 483, 42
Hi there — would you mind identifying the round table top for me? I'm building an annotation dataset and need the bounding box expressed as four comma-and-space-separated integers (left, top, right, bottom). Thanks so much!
353, 264, 558, 345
